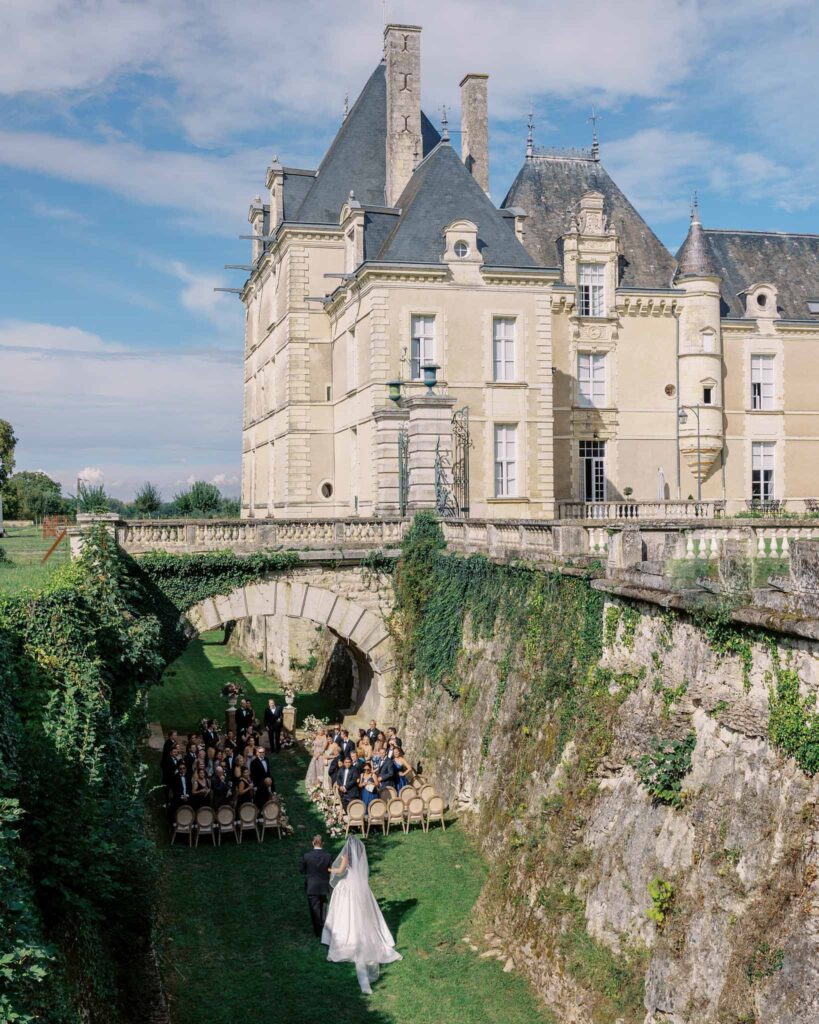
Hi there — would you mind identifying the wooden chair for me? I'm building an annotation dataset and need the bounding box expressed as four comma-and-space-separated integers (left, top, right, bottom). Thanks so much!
400, 786, 415, 806
425, 795, 446, 832
381, 786, 397, 803
386, 798, 405, 836
260, 800, 282, 840
171, 804, 195, 846
215, 804, 236, 844
195, 806, 216, 847
412, 777, 425, 791
365, 799, 387, 837
405, 796, 426, 833
331, 784, 343, 811
236, 801, 259, 843
420, 784, 437, 805
344, 800, 366, 837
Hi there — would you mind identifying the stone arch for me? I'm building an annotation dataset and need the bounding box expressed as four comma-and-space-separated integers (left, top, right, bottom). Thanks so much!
184, 577, 394, 719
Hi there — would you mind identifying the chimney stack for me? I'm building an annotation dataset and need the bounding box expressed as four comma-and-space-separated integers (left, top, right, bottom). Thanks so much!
460, 73, 489, 194
384, 24, 422, 207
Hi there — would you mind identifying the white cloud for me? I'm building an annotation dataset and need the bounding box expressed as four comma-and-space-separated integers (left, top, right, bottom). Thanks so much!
211, 472, 238, 486
141, 256, 240, 331
32, 201, 90, 224
78, 466, 105, 485
0, 319, 241, 499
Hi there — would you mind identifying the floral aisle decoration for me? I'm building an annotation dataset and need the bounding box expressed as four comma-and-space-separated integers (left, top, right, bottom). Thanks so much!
308, 783, 345, 838
303, 714, 330, 742
270, 797, 295, 837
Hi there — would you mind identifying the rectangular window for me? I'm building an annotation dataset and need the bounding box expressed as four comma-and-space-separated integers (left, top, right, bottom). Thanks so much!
410, 315, 435, 379
492, 317, 516, 381
752, 442, 775, 502
751, 355, 774, 410
703, 386, 713, 405
578, 263, 605, 317
579, 440, 606, 502
494, 424, 517, 497
578, 352, 606, 407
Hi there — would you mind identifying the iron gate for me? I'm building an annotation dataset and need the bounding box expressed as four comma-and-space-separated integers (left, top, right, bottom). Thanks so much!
398, 426, 409, 516
451, 406, 471, 517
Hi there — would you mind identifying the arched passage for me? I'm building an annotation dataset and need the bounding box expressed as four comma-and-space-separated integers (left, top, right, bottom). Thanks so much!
184, 576, 394, 720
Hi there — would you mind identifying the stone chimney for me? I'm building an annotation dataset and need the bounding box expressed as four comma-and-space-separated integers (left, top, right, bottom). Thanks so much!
460, 73, 489, 194
384, 24, 422, 207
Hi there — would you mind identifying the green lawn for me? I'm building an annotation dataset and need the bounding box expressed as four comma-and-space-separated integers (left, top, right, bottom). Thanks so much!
150, 633, 554, 1024
0, 523, 69, 596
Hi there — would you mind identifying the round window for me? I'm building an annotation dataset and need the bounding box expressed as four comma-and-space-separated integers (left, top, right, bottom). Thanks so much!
757, 293, 768, 307
320, 482, 333, 499
454, 240, 470, 258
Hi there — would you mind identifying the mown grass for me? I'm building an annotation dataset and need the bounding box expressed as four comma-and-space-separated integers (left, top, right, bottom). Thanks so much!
0, 523, 69, 595
149, 632, 554, 1024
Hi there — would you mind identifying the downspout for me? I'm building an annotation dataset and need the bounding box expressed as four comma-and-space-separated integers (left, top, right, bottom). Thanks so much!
675, 308, 682, 499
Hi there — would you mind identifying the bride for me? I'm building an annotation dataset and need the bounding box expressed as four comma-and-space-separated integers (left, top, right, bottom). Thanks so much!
321, 836, 402, 993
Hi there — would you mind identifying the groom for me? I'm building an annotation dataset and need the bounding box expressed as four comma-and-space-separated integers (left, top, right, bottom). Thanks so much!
300, 834, 333, 938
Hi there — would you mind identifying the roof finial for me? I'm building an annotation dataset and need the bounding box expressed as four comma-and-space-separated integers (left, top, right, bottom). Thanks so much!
343, 92, 349, 121
690, 190, 700, 224
441, 104, 449, 142
526, 103, 534, 160
588, 106, 600, 161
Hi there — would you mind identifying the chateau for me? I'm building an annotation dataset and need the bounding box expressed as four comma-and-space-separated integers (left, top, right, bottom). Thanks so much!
239, 24, 819, 520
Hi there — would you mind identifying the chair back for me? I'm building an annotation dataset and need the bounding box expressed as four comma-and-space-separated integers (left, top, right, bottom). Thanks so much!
196, 806, 215, 830
261, 801, 280, 822
407, 796, 425, 819
216, 805, 235, 828
388, 798, 405, 821
238, 802, 257, 825
420, 785, 437, 803
381, 786, 397, 802
175, 804, 195, 829
412, 777, 425, 790
428, 795, 445, 816
367, 799, 386, 821
400, 786, 415, 805
346, 800, 366, 822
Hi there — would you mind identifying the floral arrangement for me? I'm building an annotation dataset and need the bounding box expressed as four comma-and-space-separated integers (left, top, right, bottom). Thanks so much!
221, 681, 242, 698
308, 783, 345, 838
303, 714, 330, 741
274, 798, 295, 837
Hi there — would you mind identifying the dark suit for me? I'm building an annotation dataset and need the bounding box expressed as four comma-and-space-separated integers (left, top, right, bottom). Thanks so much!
366, 728, 380, 745
203, 728, 219, 750
264, 704, 284, 753
300, 847, 333, 937
211, 776, 230, 806
235, 707, 251, 736
328, 756, 341, 785
377, 757, 396, 785
339, 739, 356, 758
170, 772, 190, 808
337, 766, 361, 806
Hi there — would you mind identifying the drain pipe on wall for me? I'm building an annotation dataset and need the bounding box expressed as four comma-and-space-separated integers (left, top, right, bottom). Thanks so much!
675, 308, 682, 499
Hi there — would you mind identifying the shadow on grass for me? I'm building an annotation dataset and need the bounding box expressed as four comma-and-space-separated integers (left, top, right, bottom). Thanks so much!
379, 899, 418, 944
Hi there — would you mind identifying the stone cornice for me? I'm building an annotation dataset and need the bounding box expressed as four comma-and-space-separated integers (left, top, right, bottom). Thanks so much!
480, 267, 558, 286
615, 294, 679, 317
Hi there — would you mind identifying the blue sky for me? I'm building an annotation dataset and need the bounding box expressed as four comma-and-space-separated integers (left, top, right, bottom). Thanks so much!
1, 0, 818, 500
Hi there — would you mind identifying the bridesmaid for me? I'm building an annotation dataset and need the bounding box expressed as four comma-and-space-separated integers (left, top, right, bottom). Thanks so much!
393, 748, 413, 792
306, 728, 329, 788
360, 763, 380, 814
323, 739, 341, 793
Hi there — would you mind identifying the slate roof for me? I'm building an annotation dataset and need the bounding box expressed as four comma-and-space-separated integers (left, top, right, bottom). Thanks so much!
292, 63, 440, 225
375, 141, 538, 268
675, 213, 719, 280
502, 152, 677, 288
697, 229, 819, 321
281, 170, 315, 221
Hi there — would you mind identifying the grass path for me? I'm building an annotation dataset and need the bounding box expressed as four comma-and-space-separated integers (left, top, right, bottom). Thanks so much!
149, 632, 554, 1024
0, 524, 69, 595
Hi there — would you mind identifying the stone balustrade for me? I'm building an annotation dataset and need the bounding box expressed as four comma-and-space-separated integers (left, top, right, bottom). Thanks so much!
557, 500, 725, 521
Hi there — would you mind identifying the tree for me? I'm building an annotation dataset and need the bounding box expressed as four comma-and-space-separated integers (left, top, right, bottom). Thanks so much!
173, 480, 222, 517
77, 482, 110, 513
2, 471, 64, 522
133, 482, 162, 516
0, 419, 18, 487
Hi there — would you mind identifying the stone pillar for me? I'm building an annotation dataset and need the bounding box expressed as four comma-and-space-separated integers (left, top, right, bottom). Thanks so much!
403, 393, 457, 511
373, 406, 409, 516
67, 512, 123, 558
460, 73, 489, 193
384, 24, 422, 207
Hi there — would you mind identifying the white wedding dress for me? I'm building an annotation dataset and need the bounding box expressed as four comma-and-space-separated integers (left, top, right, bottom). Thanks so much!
321, 836, 402, 993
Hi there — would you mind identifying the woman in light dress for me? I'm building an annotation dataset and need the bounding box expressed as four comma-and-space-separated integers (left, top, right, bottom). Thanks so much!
323, 739, 341, 793
306, 728, 328, 788
322, 836, 402, 993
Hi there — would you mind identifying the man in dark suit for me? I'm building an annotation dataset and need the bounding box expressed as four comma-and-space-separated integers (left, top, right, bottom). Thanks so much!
264, 698, 284, 753
169, 762, 191, 819
300, 835, 333, 938
161, 729, 177, 765
211, 766, 230, 806
327, 753, 341, 788
338, 730, 356, 759
387, 726, 402, 751
202, 719, 219, 750
235, 699, 251, 739
330, 724, 343, 747
250, 746, 274, 806
366, 720, 380, 745
336, 756, 360, 807
377, 753, 396, 787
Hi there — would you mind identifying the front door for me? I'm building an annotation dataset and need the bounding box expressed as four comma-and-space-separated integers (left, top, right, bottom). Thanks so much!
580, 440, 606, 502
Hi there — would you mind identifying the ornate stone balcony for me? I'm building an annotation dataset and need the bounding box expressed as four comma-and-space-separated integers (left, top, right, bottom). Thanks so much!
557, 500, 725, 521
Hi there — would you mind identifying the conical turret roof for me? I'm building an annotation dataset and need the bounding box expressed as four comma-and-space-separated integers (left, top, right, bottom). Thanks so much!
674, 203, 719, 280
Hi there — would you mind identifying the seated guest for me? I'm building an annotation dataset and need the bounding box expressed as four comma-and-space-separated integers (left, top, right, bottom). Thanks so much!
360, 763, 380, 813
336, 755, 360, 808
366, 720, 380, 746
393, 747, 413, 792
191, 767, 211, 808
211, 765, 230, 806
235, 768, 254, 807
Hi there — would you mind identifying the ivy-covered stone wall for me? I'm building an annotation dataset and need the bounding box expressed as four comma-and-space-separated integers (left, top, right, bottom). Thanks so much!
391, 514, 819, 1024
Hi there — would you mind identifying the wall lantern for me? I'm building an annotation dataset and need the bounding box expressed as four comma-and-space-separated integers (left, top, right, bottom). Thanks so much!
422, 363, 440, 394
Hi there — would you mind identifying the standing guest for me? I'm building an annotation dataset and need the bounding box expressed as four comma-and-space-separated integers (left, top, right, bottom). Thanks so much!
203, 719, 219, 750
393, 747, 413, 792
366, 720, 380, 746
161, 729, 178, 770
371, 741, 385, 772
324, 740, 341, 792
377, 749, 396, 788
360, 764, 380, 814
245, 699, 256, 729
222, 730, 237, 753
306, 728, 329, 788
243, 742, 255, 771
191, 767, 211, 809
235, 698, 251, 739
235, 768, 254, 807
330, 723, 343, 747
357, 733, 373, 763
250, 746, 273, 792
387, 726, 403, 752
336, 755, 360, 808
170, 761, 191, 817
211, 765, 230, 806
205, 747, 217, 776
264, 698, 284, 754
338, 730, 356, 759
232, 753, 245, 791
184, 742, 197, 776
300, 835, 333, 939
162, 744, 180, 794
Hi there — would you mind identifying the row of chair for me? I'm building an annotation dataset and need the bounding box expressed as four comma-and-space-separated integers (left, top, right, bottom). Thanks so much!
341, 794, 447, 837
171, 800, 283, 846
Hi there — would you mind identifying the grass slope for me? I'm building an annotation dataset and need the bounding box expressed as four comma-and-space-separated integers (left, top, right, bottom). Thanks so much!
0, 523, 69, 595
149, 632, 553, 1024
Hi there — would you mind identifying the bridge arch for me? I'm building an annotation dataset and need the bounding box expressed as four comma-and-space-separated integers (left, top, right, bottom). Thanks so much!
184, 575, 394, 720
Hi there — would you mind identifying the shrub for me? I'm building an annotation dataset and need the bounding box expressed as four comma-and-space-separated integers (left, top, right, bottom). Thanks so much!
633, 732, 696, 807
646, 877, 674, 927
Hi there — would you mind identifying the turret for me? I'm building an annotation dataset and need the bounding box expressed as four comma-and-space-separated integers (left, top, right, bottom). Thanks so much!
674, 198, 724, 491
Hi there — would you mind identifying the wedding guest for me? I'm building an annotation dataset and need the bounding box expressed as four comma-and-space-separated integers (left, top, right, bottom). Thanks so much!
250, 746, 273, 792
360, 764, 380, 813
371, 741, 385, 772
357, 733, 373, 763
306, 728, 328, 788
393, 747, 413, 792
191, 767, 211, 809
205, 747, 217, 776
377, 751, 395, 787
264, 697, 284, 753
223, 730, 237, 753
235, 768, 254, 807
232, 753, 245, 790
336, 755, 360, 808
387, 726, 402, 751
203, 719, 219, 750
184, 742, 197, 775
330, 724, 343, 747
338, 730, 356, 758
235, 698, 251, 738
161, 729, 178, 768
256, 776, 275, 808
324, 740, 341, 792
170, 761, 191, 817
366, 720, 380, 746
211, 765, 230, 806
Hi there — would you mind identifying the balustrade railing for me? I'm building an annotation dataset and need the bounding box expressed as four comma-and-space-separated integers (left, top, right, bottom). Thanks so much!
558, 500, 725, 521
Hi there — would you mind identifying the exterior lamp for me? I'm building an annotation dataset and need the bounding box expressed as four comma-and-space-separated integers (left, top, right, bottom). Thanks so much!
678, 408, 688, 425
422, 363, 440, 394
387, 379, 403, 403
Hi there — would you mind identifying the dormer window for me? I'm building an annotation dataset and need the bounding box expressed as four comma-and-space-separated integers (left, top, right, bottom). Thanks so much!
807, 299, 819, 315
578, 263, 605, 317
743, 283, 778, 319
454, 240, 470, 259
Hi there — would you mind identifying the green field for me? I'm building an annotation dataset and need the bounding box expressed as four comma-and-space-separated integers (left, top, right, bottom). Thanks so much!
0, 523, 69, 595
149, 632, 554, 1024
